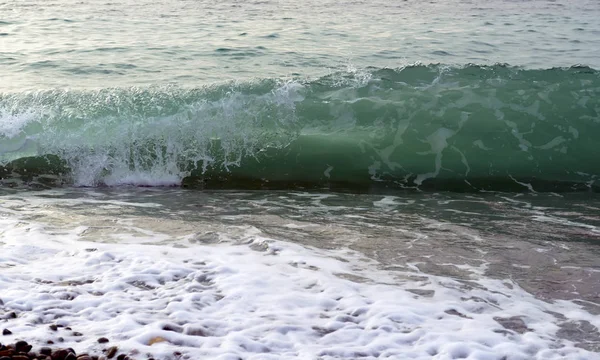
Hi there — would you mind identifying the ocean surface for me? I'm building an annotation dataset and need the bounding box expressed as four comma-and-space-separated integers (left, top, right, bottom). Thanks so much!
1, 0, 600, 359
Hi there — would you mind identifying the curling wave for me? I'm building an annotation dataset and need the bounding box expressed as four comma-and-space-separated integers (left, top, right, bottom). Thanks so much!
1, 65, 599, 192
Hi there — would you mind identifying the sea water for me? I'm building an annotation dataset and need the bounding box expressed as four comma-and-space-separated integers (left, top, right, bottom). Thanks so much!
1, 0, 599, 359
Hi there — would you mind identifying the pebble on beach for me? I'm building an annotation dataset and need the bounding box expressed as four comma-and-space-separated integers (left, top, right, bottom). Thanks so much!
0, 339, 131, 360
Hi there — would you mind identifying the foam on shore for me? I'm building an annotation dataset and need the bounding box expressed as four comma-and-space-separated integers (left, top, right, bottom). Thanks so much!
0, 199, 598, 360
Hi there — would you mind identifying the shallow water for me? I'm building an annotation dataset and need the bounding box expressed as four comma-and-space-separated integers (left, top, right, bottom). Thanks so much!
1, 188, 599, 359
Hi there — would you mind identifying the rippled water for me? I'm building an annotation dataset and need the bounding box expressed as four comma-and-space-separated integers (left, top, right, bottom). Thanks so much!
1, 0, 599, 91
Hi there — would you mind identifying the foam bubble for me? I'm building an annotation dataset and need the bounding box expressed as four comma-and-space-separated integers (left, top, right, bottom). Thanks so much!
0, 107, 37, 139
0, 195, 598, 360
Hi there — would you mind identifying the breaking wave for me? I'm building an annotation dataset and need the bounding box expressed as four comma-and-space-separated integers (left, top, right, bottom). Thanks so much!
1, 64, 599, 192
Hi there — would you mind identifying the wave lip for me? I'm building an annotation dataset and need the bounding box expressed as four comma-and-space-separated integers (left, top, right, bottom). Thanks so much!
1, 65, 599, 192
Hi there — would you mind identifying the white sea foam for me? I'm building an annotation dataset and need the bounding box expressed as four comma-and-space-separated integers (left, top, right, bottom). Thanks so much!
0, 82, 303, 187
102, 171, 182, 188
0, 108, 37, 139
0, 198, 598, 360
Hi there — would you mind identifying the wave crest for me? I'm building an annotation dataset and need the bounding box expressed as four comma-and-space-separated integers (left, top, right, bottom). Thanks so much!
1, 65, 599, 191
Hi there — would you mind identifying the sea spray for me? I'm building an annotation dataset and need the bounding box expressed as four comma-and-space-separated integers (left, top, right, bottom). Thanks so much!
0, 81, 303, 186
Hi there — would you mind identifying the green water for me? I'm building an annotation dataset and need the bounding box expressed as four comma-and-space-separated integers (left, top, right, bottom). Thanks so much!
1, 66, 599, 191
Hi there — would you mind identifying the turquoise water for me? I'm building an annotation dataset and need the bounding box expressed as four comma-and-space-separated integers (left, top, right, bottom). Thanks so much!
1, 0, 599, 191
1, 66, 599, 191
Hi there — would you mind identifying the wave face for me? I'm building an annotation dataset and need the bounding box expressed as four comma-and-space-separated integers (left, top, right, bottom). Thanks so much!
1, 65, 599, 192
